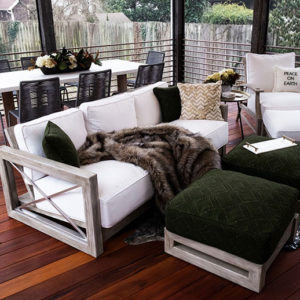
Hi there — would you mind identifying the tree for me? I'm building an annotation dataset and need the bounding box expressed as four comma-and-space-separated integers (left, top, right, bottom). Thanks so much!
105, 0, 209, 23
185, 0, 209, 23
269, 0, 300, 47
52, 0, 106, 23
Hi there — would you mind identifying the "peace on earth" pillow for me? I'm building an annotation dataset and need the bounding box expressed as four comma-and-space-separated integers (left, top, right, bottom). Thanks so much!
273, 66, 300, 93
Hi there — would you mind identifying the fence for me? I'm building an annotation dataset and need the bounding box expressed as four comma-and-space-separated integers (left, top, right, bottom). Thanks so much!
266, 45, 300, 66
183, 23, 252, 83
1, 20, 299, 110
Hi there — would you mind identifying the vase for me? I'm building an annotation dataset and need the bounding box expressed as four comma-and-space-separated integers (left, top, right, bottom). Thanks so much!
40, 65, 91, 75
40, 66, 59, 75
221, 84, 232, 93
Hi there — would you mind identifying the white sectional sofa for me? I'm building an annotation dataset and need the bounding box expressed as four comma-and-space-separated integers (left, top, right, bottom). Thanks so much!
2, 81, 228, 257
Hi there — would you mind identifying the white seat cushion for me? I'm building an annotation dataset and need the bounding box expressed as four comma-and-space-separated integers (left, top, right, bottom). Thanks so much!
247, 92, 300, 115
169, 120, 228, 149
79, 93, 137, 134
246, 52, 295, 92
14, 108, 87, 181
132, 81, 168, 126
34, 160, 154, 228
263, 110, 300, 141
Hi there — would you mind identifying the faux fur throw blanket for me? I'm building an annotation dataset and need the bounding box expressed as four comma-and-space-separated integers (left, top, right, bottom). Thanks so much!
78, 125, 221, 212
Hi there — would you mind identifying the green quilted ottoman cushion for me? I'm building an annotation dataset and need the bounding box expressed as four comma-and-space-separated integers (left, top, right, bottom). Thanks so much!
222, 135, 300, 193
165, 169, 298, 264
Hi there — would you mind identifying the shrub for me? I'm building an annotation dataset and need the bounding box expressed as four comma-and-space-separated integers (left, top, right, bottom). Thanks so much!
202, 3, 253, 25
269, 0, 300, 48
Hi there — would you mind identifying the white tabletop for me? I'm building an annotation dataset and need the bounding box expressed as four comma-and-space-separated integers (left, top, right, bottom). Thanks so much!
0, 59, 142, 93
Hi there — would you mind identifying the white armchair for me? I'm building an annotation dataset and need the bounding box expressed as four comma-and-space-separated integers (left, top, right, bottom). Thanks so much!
240, 52, 300, 138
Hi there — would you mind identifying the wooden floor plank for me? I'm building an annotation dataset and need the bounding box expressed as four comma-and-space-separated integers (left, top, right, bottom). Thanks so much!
249, 263, 300, 299
0, 252, 94, 298
0, 237, 63, 269
0, 245, 77, 284
0, 224, 36, 243
210, 284, 253, 299
0, 218, 24, 233
58, 246, 167, 300
86, 256, 187, 300
126, 264, 208, 300
287, 288, 300, 300
165, 273, 230, 300
0, 230, 49, 256
8, 243, 163, 299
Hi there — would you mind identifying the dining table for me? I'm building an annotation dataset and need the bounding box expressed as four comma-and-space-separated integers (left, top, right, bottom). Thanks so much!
0, 59, 142, 126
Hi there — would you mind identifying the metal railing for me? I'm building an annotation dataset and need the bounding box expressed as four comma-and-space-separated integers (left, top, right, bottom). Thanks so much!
183, 39, 251, 83
266, 45, 300, 66
0, 39, 173, 106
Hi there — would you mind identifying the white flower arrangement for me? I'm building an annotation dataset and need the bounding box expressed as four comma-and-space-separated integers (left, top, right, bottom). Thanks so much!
36, 55, 56, 69
35, 47, 101, 74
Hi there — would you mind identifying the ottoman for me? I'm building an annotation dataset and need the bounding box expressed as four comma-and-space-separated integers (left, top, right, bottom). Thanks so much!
222, 135, 300, 193
165, 169, 299, 292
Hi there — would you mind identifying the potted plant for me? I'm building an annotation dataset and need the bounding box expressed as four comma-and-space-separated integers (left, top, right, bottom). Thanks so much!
204, 69, 240, 93
35, 47, 102, 74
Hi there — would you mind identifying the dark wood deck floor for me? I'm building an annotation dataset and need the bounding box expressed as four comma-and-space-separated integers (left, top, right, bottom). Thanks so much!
0, 103, 299, 299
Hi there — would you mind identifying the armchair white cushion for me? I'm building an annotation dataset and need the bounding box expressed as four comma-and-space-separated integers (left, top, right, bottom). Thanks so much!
263, 110, 300, 141
247, 92, 300, 115
246, 52, 295, 92
34, 160, 154, 228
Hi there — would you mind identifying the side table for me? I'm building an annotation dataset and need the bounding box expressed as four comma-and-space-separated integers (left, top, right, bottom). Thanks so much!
221, 90, 250, 139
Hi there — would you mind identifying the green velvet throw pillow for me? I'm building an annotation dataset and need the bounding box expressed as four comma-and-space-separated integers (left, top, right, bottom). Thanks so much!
42, 121, 80, 167
153, 86, 181, 122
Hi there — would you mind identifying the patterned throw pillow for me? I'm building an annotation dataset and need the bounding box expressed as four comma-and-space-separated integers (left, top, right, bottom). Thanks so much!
178, 81, 223, 121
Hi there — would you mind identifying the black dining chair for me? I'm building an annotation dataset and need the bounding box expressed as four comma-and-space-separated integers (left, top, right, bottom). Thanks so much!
64, 69, 112, 108
21, 56, 37, 70
146, 50, 165, 65
127, 51, 165, 87
134, 63, 165, 89
0, 59, 11, 73
8, 77, 62, 126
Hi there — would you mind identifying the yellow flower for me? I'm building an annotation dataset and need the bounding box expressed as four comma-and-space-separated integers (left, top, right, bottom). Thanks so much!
211, 72, 221, 81
222, 72, 229, 80
226, 69, 235, 75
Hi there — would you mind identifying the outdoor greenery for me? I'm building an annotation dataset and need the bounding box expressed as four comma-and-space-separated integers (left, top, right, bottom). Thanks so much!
7, 22, 20, 43
105, 0, 209, 22
105, 0, 170, 22
269, 0, 300, 48
202, 3, 253, 25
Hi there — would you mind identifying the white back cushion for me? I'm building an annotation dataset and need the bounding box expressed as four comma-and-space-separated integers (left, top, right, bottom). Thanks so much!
79, 93, 137, 133
246, 52, 295, 92
133, 81, 168, 126
14, 108, 87, 181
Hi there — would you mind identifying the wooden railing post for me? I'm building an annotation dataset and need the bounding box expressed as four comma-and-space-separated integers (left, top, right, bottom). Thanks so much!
172, 0, 185, 84
251, 0, 270, 54
36, 0, 56, 53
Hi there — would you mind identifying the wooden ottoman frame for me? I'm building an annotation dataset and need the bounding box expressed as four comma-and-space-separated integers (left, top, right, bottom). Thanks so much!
165, 213, 299, 293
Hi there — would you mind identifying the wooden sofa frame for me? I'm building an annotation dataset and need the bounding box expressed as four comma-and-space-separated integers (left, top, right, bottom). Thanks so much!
165, 213, 299, 293
0, 127, 152, 257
